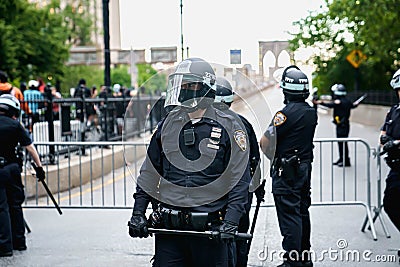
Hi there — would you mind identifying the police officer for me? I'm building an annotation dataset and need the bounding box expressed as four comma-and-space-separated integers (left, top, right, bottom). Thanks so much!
0, 94, 45, 257
379, 68, 400, 233
128, 58, 251, 267
313, 84, 358, 167
260, 66, 317, 267
214, 76, 263, 267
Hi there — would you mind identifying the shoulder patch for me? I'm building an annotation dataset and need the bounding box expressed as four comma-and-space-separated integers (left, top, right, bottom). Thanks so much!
273, 112, 287, 126
234, 130, 247, 151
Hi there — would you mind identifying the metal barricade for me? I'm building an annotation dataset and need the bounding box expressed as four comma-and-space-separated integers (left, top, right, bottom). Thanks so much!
22, 137, 378, 239
360, 145, 392, 238
259, 137, 377, 240
22, 141, 148, 209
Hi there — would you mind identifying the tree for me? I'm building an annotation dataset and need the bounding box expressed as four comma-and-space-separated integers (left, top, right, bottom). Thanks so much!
111, 65, 131, 88
0, 0, 70, 82
289, 0, 400, 93
137, 63, 167, 94
0, 0, 94, 87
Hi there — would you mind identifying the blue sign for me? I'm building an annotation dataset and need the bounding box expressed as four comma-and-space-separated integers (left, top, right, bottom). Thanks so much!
230, 49, 241, 65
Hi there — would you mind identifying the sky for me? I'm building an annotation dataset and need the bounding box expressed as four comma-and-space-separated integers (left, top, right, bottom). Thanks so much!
119, 0, 326, 73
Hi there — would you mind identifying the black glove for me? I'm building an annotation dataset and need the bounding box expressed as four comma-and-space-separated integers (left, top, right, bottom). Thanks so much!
35, 166, 46, 182
254, 184, 265, 202
128, 211, 149, 238
383, 140, 400, 153
380, 135, 393, 145
218, 220, 238, 241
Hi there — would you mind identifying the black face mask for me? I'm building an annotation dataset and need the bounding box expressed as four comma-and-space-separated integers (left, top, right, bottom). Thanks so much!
179, 86, 209, 103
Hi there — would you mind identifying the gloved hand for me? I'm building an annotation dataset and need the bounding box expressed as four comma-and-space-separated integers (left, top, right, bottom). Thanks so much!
380, 135, 393, 145
35, 166, 46, 182
254, 180, 266, 202
383, 140, 400, 153
128, 211, 149, 238
218, 220, 238, 241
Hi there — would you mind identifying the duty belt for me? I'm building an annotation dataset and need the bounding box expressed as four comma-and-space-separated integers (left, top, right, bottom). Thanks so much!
150, 207, 224, 232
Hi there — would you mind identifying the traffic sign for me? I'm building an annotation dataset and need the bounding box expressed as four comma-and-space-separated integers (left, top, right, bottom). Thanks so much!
230, 49, 241, 65
346, 49, 367, 68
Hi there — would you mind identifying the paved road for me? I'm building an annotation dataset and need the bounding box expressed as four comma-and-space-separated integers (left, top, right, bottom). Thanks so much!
1, 86, 399, 267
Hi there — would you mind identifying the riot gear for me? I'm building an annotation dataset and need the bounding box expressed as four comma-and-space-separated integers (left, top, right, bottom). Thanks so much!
280, 65, 310, 103
0, 94, 21, 118
331, 84, 347, 96
214, 77, 234, 107
390, 68, 400, 90
165, 58, 216, 111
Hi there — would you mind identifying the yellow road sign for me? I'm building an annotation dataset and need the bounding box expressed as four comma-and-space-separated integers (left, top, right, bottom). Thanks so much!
346, 49, 367, 68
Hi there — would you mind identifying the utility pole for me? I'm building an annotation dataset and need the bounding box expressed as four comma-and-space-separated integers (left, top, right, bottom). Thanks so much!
102, 0, 111, 87
180, 0, 184, 60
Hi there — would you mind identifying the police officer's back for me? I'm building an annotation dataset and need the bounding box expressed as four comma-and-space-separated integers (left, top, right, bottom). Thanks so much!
314, 84, 358, 166
260, 65, 317, 267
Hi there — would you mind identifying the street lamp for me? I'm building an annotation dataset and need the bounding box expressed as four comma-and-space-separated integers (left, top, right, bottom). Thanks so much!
102, 0, 111, 87
180, 0, 184, 60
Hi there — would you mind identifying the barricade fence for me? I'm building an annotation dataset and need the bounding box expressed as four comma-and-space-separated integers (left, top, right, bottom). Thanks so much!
258, 138, 377, 240
21, 138, 378, 239
360, 145, 392, 239
20, 95, 165, 164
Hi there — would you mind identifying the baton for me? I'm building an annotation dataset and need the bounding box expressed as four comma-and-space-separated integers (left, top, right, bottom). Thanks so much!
24, 219, 31, 233
353, 93, 368, 106
31, 162, 63, 215
147, 228, 252, 241
247, 179, 266, 254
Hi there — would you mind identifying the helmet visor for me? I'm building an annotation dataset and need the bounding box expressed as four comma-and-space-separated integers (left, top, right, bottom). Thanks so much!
165, 73, 207, 108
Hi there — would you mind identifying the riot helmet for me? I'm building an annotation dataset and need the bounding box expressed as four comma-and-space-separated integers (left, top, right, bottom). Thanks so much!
165, 58, 216, 111
0, 94, 21, 118
331, 84, 347, 96
390, 69, 400, 90
214, 77, 234, 109
280, 65, 310, 102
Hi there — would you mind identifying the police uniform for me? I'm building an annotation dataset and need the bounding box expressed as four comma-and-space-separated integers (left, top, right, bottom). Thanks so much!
261, 65, 317, 267
0, 114, 32, 254
380, 104, 400, 231
235, 113, 260, 267
320, 92, 357, 166
132, 105, 251, 267
268, 101, 317, 263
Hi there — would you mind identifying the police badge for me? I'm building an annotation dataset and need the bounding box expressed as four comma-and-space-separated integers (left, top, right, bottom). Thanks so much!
234, 130, 247, 151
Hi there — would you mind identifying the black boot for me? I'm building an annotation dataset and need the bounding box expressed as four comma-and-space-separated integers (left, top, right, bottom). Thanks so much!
333, 159, 342, 165
337, 160, 351, 167
0, 250, 13, 257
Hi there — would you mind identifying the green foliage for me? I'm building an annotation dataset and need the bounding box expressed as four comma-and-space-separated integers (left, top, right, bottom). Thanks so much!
137, 63, 167, 94
111, 65, 131, 88
0, 0, 93, 87
61, 65, 103, 96
289, 0, 400, 92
